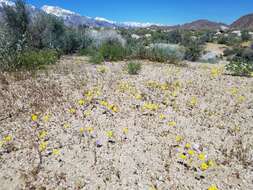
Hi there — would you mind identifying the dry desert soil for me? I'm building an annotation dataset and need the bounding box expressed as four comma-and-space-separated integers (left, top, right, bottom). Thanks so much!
0, 56, 252, 190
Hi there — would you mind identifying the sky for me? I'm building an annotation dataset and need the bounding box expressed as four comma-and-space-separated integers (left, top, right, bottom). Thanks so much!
26, 0, 253, 25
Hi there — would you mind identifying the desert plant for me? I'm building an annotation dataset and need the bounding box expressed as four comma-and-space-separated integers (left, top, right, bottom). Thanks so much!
184, 42, 202, 61
241, 30, 251, 42
19, 49, 59, 69
147, 43, 185, 63
89, 53, 104, 64
225, 57, 253, 76
99, 40, 126, 61
87, 29, 126, 48
127, 61, 141, 75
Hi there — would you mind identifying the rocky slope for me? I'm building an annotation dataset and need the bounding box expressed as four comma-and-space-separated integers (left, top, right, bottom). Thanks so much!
231, 13, 253, 29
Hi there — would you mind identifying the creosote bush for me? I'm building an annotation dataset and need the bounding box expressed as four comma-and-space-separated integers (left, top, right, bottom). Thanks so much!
127, 61, 141, 75
99, 40, 126, 61
19, 49, 59, 69
147, 43, 185, 64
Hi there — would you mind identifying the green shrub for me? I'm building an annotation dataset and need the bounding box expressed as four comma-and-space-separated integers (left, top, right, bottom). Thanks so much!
79, 47, 96, 56
127, 61, 141, 75
147, 43, 185, 64
19, 49, 59, 69
89, 53, 104, 64
99, 40, 125, 61
225, 57, 253, 76
241, 30, 251, 42
184, 42, 202, 61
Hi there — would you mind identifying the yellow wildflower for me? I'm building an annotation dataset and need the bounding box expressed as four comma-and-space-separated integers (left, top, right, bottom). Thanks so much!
106, 131, 114, 138
98, 66, 107, 73
185, 143, 191, 149
189, 97, 197, 107
0, 141, 3, 147
179, 153, 187, 160
208, 185, 219, 190
159, 114, 166, 120
168, 121, 176, 127
135, 94, 142, 100
198, 153, 206, 161
31, 114, 38, 121
39, 141, 48, 152
38, 130, 47, 140
78, 99, 85, 106
188, 150, 195, 156
99, 100, 109, 107
171, 91, 177, 97
80, 127, 85, 133
110, 105, 119, 113
230, 87, 238, 96
211, 67, 221, 78
84, 110, 92, 117
52, 149, 60, 155
237, 95, 246, 103
123, 127, 129, 134
251, 72, 253, 77
43, 114, 50, 122
87, 127, 94, 133
68, 108, 76, 114
63, 123, 70, 129
200, 162, 209, 171
176, 135, 183, 142
3, 135, 12, 142
143, 103, 159, 111
208, 160, 215, 167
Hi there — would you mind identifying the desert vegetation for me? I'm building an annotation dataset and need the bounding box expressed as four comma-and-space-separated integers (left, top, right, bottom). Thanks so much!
0, 1, 253, 190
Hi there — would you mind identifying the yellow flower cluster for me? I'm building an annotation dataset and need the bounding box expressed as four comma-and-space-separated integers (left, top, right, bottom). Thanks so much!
31, 114, 38, 121
0, 135, 13, 148
84, 87, 101, 101
146, 81, 169, 91
39, 141, 48, 152
97, 66, 107, 73
99, 100, 119, 113
208, 185, 219, 190
143, 103, 159, 111
211, 67, 222, 78
168, 121, 176, 127
189, 96, 198, 107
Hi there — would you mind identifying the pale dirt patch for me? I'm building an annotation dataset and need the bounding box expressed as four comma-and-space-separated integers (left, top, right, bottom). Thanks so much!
0, 56, 252, 190
205, 43, 228, 56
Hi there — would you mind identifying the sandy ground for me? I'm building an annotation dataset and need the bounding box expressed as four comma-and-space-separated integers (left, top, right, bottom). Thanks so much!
0, 56, 252, 190
205, 43, 228, 56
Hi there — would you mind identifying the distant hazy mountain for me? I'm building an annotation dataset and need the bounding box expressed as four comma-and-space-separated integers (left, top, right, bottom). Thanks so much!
231, 13, 253, 29
1, 0, 253, 30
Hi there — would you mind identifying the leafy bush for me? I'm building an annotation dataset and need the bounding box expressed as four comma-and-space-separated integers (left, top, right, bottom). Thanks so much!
19, 49, 59, 69
241, 30, 251, 42
147, 43, 185, 63
89, 53, 104, 64
99, 40, 126, 61
87, 29, 126, 48
127, 61, 141, 75
225, 57, 253, 76
184, 42, 202, 61
79, 48, 96, 56
241, 48, 253, 61
125, 42, 147, 60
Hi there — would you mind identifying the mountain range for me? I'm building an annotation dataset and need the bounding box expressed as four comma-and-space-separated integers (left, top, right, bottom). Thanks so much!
0, 0, 253, 30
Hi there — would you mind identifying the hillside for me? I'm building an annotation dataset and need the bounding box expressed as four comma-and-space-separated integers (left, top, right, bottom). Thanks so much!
231, 13, 253, 29
181, 19, 228, 30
